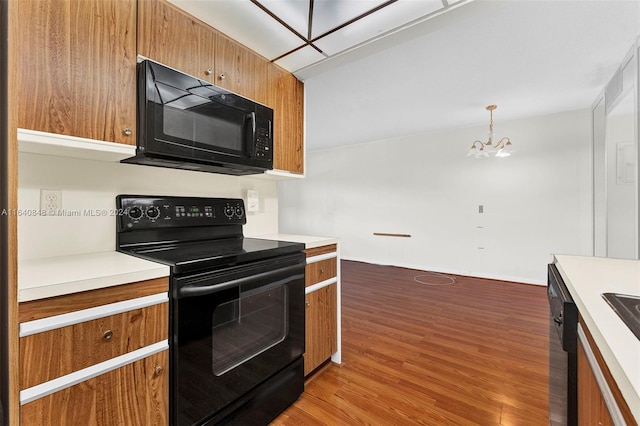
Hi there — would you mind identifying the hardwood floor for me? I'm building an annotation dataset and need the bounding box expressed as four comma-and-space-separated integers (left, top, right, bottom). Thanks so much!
272, 260, 549, 425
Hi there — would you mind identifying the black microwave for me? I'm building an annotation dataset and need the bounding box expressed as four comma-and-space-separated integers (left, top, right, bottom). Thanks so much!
122, 60, 273, 175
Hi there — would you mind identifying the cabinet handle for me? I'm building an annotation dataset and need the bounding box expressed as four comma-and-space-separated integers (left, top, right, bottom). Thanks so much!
219, 73, 225, 80
205, 68, 212, 76
123, 128, 132, 136
320, 267, 325, 273
305, 301, 310, 307
103, 330, 113, 340
154, 365, 164, 376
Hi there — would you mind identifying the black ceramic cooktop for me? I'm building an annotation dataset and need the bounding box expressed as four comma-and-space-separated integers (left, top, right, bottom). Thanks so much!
602, 293, 640, 341
121, 237, 304, 274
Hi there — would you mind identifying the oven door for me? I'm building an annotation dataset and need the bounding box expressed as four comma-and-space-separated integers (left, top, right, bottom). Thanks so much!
171, 253, 305, 426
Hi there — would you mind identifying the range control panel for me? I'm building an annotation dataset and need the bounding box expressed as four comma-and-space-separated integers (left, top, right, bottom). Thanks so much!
116, 195, 246, 230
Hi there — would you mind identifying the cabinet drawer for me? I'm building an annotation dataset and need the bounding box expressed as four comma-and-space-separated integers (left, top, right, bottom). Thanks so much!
21, 349, 169, 426
305, 244, 337, 258
305, 258, 337, 287
20, 302, 168, 389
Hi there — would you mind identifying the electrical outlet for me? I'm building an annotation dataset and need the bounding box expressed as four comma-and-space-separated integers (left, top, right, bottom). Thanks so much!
40, 190, 62, 216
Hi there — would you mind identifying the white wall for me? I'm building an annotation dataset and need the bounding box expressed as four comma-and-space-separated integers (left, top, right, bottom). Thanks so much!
18, 153, 278, 260
606, 112, 636, 259
278, 109, 593, 284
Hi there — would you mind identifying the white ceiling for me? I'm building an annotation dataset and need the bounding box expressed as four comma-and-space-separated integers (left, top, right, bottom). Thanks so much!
169, 0, 640, 152
168, 0, 469, 71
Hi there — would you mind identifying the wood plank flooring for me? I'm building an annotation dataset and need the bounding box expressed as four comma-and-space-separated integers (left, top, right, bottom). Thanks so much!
272, 260, 549, 425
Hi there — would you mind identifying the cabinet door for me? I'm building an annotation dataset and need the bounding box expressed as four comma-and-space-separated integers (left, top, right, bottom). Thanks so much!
137, 0, 216, 83
21, 350, 169, 426
17, 0, 136, 144
215, 33, 270, 104
304, 284, 337, 376
269, 66, 304, 174
577, 338, 615, 426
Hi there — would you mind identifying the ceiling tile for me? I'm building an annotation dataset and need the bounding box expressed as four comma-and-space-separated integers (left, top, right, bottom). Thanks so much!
169, 0, 471, 72
314, 0, 444, 55
311, 0, 391, 39
259, 0, 310, 38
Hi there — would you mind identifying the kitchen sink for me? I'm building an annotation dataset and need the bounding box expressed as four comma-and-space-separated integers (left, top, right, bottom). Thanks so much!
602, 293, 640, 341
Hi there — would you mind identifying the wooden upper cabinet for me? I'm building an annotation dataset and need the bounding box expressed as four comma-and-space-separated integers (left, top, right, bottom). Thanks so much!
137, 0, 216, 84
217, 35, 304, 174
17, 0, 137, 145
215, 33, 270, 105
269, 66, 304, 174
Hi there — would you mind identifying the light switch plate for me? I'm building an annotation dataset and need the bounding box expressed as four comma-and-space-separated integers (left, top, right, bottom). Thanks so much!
244, 189, 260, 213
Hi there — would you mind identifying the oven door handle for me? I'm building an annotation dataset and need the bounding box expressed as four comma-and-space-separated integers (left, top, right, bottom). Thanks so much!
553, 312, 563, 325
178, 264, 303, 298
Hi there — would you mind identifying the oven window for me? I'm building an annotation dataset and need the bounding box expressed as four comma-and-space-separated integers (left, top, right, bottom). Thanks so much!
211, 285, 288, 376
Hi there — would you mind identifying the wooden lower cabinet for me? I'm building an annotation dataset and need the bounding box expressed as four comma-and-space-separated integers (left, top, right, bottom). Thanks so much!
18, 279, 170, 425
21, 350, 168, 426
578, 338, 614, 426
577, 319, 636, 426
304, 283, 337, 376
305, 257, 337, 287
20, 303, 168, 389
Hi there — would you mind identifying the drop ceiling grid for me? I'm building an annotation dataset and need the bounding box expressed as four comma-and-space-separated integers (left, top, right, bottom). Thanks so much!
168, 0, 457, 72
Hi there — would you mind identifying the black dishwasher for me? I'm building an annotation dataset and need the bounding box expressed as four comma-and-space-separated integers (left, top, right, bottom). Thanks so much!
547, 263, 578, 426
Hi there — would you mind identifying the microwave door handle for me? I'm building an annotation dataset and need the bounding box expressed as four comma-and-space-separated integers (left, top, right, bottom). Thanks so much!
247, 112, 256, 157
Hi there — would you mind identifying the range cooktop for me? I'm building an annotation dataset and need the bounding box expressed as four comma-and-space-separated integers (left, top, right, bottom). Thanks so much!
121, 237, 303, 274
115, 195, 304, 274
602, 293, 640, 341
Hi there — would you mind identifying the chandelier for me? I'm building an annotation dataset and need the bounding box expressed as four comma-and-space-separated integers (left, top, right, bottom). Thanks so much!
467, 105, 513, 158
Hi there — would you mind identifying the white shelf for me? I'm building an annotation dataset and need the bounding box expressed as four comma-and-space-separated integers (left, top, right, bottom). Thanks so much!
17, 129, 135, 162
246, 168, 305, 181
16, 129, 308, 179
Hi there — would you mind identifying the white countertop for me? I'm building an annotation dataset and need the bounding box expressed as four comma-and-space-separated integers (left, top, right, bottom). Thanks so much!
253, 233, 339, 249
18, 252, 170, 302
17, 234, 338, 302
553, 254, 640, 421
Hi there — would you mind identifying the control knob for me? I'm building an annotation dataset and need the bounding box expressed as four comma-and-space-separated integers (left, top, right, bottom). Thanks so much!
235, 205, 245, 218
224, 205, 235, 219
128, 206, 143, 220
146, 206, 160, 220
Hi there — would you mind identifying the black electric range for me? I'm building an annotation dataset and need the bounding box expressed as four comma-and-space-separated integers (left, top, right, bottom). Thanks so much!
116, 195, 306, 426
